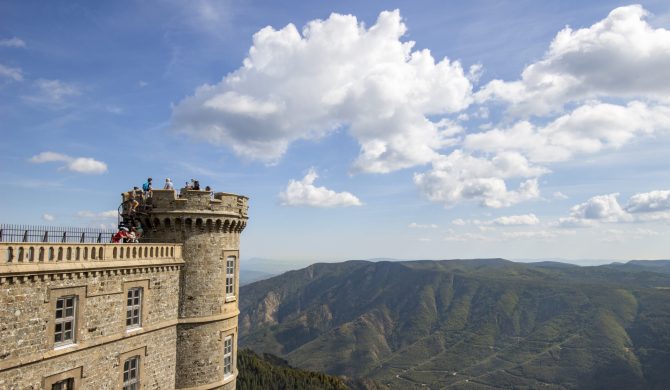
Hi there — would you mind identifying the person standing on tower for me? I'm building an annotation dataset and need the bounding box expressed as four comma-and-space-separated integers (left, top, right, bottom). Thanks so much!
164, 178, 174, 190
143, 177, 153, 197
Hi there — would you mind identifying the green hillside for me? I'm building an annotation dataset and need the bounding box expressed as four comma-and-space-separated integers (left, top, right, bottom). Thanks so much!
236, 348, 349, 390
239, 259, 670, 389
236, 348, 387, 390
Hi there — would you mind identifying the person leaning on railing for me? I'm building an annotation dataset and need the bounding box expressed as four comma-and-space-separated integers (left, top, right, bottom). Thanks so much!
112, 227, 129, 243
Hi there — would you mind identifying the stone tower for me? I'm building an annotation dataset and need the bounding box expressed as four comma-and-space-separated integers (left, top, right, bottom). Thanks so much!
143, 189, 248, 389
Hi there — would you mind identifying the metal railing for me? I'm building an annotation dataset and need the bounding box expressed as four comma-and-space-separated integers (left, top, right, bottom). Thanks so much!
0, 224, 115, 244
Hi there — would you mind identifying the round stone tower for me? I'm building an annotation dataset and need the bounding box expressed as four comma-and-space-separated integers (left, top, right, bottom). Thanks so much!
142, 189, 248, 390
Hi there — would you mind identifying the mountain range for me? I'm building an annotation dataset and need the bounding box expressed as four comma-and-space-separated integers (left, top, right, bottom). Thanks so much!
239, 258, 670, 389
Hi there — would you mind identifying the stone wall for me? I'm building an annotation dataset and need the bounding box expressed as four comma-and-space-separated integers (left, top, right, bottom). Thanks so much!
175, 318, 238, 389
0, 326, 177, 389
0, 243, 181, 389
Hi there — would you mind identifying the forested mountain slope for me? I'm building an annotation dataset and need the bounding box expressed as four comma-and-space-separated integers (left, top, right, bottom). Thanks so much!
240, 259, 670, 389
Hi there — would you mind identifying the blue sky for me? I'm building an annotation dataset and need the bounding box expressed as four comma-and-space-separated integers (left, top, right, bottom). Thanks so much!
1, 1, 669, 267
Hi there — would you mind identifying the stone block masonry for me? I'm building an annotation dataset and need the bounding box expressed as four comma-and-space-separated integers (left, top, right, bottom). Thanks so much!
0, 187, 249, 389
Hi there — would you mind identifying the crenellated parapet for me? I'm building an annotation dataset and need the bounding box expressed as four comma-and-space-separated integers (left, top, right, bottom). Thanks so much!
150, 189, 248, 217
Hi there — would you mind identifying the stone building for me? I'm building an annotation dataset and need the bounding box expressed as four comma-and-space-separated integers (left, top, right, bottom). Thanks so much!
0, 189, 248, 389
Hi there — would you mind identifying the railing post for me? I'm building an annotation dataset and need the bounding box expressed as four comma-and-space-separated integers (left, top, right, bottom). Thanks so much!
80, 233, 85, 243
97, 233, 102, 243
23, 230, 28, 243
43, 231, 48, 243
61, 232, 67, 243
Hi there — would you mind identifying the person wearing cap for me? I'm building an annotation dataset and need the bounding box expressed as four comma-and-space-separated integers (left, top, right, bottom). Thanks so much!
164, 178, 174, 190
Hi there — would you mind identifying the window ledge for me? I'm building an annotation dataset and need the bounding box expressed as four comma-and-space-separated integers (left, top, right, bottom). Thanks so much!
225, 296, 236, 303
126, 327, 142, 334
54, 343, 77, 351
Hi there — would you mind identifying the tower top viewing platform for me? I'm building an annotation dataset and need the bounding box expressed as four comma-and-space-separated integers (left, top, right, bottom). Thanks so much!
148, 189, 248, 217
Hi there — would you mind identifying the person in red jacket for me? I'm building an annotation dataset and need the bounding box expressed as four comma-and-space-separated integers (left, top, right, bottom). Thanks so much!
112, 227, 130, 243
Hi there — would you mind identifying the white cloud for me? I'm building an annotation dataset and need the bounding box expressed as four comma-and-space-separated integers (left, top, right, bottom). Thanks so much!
0, 64, 23, 81
29, 151, 70, 163
138, 80, 148, 88
556, 217, 596, 229
68, 158, 108, 174
477, 5, 670, 116
569, 193, 629, 222
42, 213, 55, 222
464, 101, 670, 164
279, 168, 362, 207
29, 151, 108, 174
556, 189, 670, 227
77, 210, 117, 219
169, 5, 670, 212
408, 222, 438, 229
457, 5, 670, 212
490, 213, 540, 226
171, 10, 474, 173
24, 79, 81, 107
413, 150, 545, 208
0, 37, 26, 47
625, 190, 670, 213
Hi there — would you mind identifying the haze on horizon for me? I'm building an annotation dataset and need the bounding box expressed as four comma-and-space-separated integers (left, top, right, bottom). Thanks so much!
1, 0, 669, 264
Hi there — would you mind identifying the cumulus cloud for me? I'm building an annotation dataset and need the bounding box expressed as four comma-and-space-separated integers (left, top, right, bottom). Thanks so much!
408, 222, 438, 229
29, 151, 108, 174
0, 37, 26, 47
171, 10, 474, 173
465, 101, 670, 163
458, 5, 670, 211
569, 193, 629, 222
413, 150, 545, 208
625, 190, 670, 213
477, 5, 670, 116
0, 64, 23, 81
557, 190, 670, 227
42, 213, 55, 222
279, 168, 362, 207
171, 5, 670, 211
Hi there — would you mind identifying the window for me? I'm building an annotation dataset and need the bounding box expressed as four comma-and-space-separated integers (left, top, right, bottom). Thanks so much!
123, 356, 140, 390
54, 296, 76, 346
126, 288, 143, 328
49, 287, 85, 350
44, 367, 82, 390
223, 335, 233, 377
51, 378, 74, 390
225, 256, 235, 299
